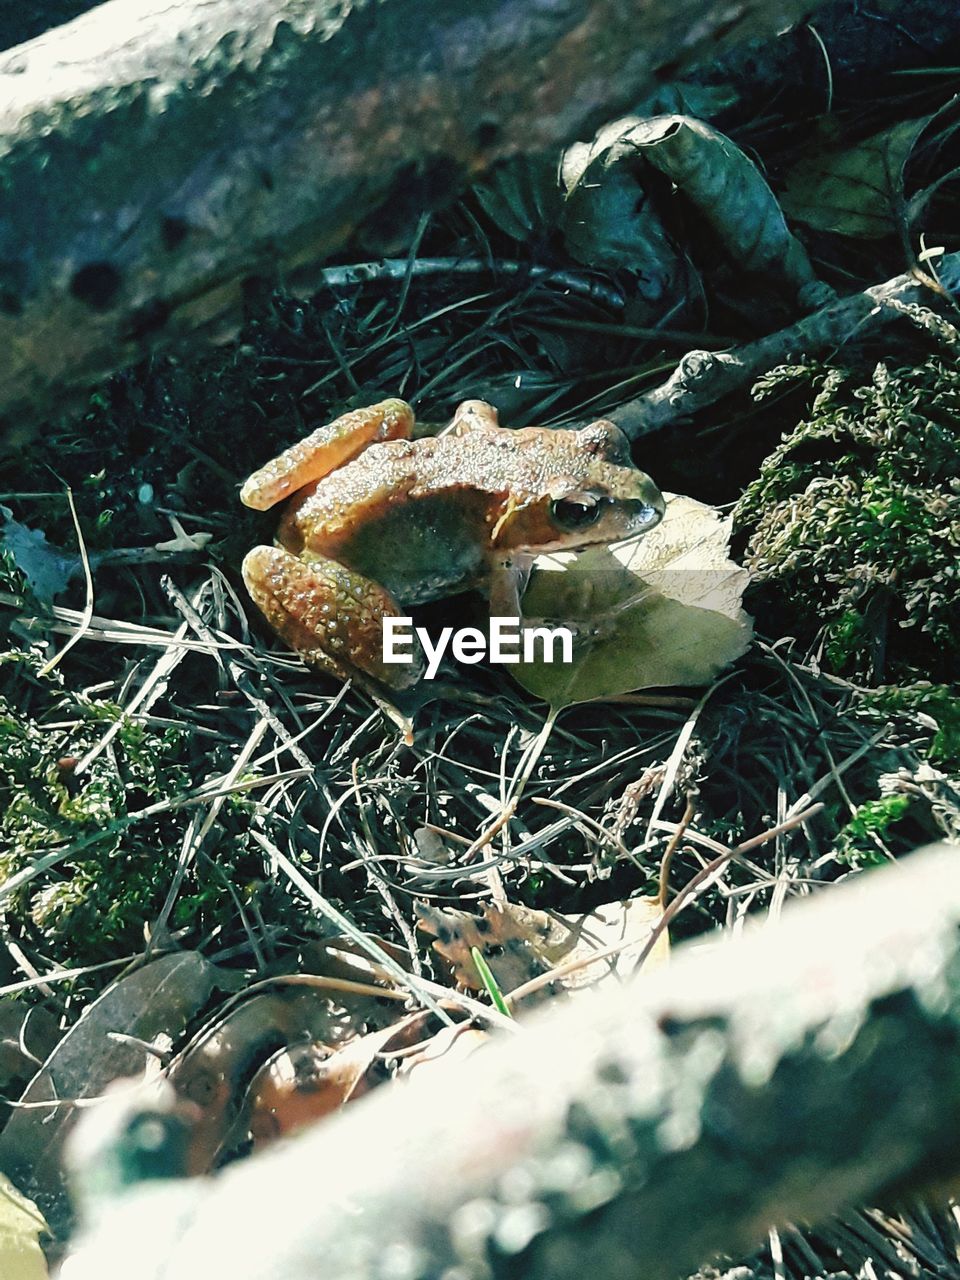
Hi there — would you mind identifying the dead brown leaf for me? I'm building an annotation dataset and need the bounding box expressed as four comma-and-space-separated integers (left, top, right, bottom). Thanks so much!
416, 897, 667, 1006
245, 1009, 455, 1147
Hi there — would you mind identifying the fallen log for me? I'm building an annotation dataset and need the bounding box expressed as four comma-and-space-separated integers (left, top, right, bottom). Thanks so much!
61, 843, 960, 1280
0, 0, 831, 432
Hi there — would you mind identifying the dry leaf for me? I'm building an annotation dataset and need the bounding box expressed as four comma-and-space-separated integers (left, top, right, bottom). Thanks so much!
0, 506, 75, 603
245, 1028, 389, 1146
417, 897, 667, 1006
173, 937, 420, 1162
628, 115, 826, 300
0, 952, 214, 1242
562, 115, 828, 306
0, 1176, 49, 1280
171, 985, 363, 1169
780, 117, 930, 238
512, 494, 752, 707
559, 125, 685, 300
245, 1010, 447, 1146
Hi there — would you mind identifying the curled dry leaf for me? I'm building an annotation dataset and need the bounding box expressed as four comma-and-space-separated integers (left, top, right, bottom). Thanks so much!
171, 938, 412, 1168
174, 937, 439, 1155
559, 125, 688, 312
170, 987, 345, 1171
562, 115, 831, 309
245, 1025, 393, 1148
628, 116, 831, 306
511, 494, 752, 708
416, 897, 667, 1007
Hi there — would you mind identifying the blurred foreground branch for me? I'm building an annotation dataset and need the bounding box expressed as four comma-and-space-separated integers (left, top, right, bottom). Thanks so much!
62, 843, 960, 1279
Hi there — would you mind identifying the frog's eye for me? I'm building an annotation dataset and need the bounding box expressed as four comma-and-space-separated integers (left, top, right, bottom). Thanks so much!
551, 492, 602, 529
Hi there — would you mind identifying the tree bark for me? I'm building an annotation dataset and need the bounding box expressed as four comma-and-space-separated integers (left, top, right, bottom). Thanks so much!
0, 0, 832, 434
61, 843, 960, 1280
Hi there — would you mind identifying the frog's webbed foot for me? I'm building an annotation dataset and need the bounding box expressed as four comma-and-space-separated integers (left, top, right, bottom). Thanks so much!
240, 399, 414, 511
242, 545, 424, 690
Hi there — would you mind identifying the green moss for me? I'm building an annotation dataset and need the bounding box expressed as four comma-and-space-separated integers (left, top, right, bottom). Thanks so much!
836, 794, 914, 867
859, 682, 960, 770
0, 648, 294, 967
734, 358, 960, 683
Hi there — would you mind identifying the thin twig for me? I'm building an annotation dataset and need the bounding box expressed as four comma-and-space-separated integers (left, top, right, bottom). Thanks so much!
507, 804, 823, 1007
658, 795, 696, 910
612, 252, 960, 438
315, 256, 625, 311
38, 487, 93, 676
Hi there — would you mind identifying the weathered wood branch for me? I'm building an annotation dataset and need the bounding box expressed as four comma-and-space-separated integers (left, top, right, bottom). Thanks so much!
611, 254, 960, 438
0, 0, 833, 431
61, 844, 960, 1280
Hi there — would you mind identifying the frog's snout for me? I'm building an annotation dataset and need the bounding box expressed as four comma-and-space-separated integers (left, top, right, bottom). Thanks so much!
631, 474, 666, 531
636, 502, 663, 529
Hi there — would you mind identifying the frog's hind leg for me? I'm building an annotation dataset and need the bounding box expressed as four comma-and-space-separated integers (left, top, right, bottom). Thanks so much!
242, 545, 423, 689
240, 399, 414, 511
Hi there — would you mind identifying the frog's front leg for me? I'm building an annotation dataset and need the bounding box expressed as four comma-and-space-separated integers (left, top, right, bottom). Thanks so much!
486, 553, 588, 643
240, 399, 414, 511
486, 553, 534, 618
242, 546, 424, 689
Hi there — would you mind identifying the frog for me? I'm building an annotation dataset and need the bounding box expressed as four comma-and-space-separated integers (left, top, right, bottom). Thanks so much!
240, 398, 665, 689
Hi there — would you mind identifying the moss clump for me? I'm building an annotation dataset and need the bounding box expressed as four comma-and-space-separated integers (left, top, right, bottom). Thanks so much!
734, 358, 960, 683
835, 793, 914, 867
0, 648, 285, 968
860, 682, 960, 771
